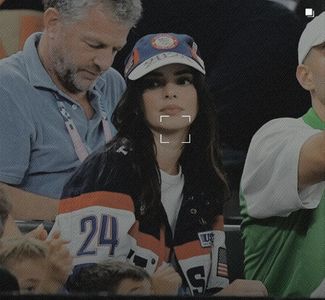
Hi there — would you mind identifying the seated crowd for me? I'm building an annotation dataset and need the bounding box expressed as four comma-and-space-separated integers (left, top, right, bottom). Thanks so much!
0, 0, 323, 297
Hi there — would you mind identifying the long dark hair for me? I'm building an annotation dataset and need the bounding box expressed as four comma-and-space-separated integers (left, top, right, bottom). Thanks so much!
109, 69, 229, 224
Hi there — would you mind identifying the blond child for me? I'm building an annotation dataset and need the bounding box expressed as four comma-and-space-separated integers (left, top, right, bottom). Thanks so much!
0, 233, 72, 293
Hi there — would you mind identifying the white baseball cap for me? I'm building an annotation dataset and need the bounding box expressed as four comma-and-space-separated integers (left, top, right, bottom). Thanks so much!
298, 11, 325, 64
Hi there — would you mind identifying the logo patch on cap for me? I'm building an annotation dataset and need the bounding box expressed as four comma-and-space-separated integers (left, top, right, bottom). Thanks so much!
151, 34, 179, 50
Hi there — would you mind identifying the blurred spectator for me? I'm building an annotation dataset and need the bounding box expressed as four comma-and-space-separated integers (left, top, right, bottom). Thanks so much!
68, 261, 152, 295
0, 234, 72, 294
0, 9, 43, 59
0, 0, 44, 58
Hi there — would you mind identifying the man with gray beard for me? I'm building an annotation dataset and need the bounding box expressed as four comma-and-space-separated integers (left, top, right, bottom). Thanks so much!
0, 0, 142, 223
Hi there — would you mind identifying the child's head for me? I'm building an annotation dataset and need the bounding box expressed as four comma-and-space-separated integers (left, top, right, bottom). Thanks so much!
69, 260, 152, 295
0, 237, 47, 293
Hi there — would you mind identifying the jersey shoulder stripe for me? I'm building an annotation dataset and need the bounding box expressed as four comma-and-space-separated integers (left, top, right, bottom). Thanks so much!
59, 191, 134, 214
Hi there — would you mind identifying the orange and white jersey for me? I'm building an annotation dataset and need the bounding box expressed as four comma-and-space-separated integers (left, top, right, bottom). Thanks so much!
52, 142, 229, 295
50, 191, 136, 267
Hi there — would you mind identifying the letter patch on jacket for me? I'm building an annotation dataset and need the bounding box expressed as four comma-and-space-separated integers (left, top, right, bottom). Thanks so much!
198, 230, 214, 247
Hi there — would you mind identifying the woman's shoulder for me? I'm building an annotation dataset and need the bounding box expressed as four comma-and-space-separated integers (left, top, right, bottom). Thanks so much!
83, 137, 135, 168
105, 137, 135, 158
62, 137, 137, 198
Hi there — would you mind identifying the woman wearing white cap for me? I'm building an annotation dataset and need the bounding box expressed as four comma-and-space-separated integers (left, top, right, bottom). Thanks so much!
50, 33, 267, 296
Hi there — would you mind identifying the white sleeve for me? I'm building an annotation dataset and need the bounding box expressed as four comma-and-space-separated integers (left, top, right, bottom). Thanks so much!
241, 118, 324, 218
311, 278, 325, 298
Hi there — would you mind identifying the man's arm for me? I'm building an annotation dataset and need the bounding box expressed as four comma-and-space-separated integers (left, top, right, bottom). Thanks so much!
0, 88, 60, 221
298, 130, 325, 190
0, 183, 59, 221
241, 118, 323, 218
3, 215, 49, 239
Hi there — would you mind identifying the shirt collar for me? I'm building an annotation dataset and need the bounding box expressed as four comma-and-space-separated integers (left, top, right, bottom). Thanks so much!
92, 75, 105, 92
302, 107, 325, 130
23, 32, 106, 94
23, 32, 59, 91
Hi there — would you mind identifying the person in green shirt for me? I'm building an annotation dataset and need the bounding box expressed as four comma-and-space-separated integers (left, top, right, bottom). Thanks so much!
240, 11, 325, 297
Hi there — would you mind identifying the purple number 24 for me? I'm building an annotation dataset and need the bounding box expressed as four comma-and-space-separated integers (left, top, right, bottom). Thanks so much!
76, 214, 118, 256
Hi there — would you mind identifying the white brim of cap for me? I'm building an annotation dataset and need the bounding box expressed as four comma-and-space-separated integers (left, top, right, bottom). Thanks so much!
299, 34, 325, 64
298, 12, 325, 64
127, 52, 206, 80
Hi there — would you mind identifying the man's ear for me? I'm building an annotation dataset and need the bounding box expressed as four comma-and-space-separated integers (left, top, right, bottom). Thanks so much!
296, 64, 315, 91
43, 8, 61, 38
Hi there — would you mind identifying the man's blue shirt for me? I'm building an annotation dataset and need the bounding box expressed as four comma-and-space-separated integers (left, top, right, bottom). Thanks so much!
0, 32, 125, 198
